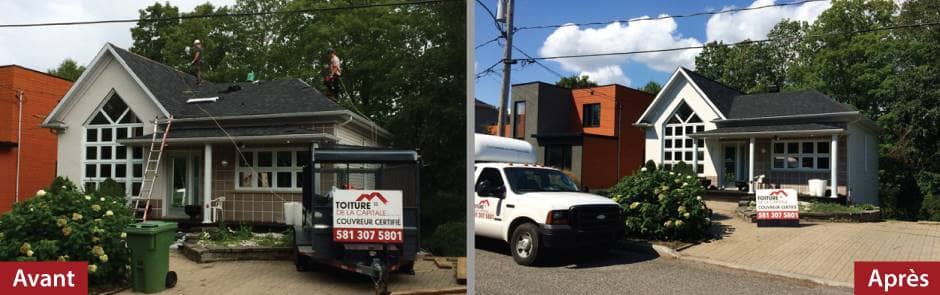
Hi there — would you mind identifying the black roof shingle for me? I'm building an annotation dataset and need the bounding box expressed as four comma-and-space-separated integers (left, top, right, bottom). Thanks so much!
110, 44, 344, 119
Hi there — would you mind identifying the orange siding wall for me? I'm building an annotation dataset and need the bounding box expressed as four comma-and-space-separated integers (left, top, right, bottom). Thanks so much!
0, 66, 72, 212
581, 135, 618, 189
572, 86, 617, 137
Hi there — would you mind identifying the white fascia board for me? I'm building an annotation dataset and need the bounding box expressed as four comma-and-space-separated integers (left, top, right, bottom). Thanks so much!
635, 69, 682, 125
42, 45, 110, 127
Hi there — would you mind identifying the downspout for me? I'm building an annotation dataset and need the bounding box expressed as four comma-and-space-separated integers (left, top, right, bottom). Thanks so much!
15, 90, 23, 203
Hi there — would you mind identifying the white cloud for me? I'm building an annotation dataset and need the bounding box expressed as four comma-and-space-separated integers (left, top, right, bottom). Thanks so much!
0, 0, 236, 72
538, 15, 702, 84
579, 65, 630, 86
705, 0, 831, 43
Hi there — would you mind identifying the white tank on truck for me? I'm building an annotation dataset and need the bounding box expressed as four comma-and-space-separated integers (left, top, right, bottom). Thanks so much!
473, 133, 624, 266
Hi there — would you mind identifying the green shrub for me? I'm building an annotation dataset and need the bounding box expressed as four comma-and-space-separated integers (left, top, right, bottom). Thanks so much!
918, 171, 940, 221
95, 178, 127, 199
879, 156, 923, 220
643, 160, 657, 173
610, 166, 712, 241
0, 177, 134, 287
424, 222, 465, 257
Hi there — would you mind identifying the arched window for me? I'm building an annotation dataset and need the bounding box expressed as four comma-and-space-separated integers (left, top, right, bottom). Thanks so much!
83, 92, 145, 197
662, 101, 705, 173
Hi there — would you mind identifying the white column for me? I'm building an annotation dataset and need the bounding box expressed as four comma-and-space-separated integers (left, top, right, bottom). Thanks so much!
692, 138, 698, 174
830, 134, 838, 198
202, 144, 213, 223
748, 137, 755, 194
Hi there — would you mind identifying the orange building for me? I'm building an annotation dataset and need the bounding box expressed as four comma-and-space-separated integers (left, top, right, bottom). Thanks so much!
0, 65, 72, 212
502, 82, 654, 191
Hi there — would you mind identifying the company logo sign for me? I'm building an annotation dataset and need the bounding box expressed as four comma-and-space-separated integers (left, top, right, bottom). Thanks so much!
0, 262, 88, 295
356, 192, 388, 205
333, 189, 404, 243
855, 261, 940, 294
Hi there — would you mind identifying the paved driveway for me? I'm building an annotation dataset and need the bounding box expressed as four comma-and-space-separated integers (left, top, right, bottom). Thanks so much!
681, 200, 940, 286
118, 250, 462, 294
475, 237, 850, 295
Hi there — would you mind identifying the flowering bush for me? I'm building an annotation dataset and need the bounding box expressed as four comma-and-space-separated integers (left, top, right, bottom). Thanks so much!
610, 166, 712, 241
0, 177, 133, 286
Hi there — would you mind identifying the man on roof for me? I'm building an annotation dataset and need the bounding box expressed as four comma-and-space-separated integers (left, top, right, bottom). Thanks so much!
190, 39, 203, 84
324, 48, 342, 98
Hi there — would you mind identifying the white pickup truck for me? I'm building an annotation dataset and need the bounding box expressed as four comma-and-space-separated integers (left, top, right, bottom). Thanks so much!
474, 134, 625, 265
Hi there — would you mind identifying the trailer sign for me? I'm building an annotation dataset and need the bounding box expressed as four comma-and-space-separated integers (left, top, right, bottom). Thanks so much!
332, 189, 404, 243
756, 189, 799, 226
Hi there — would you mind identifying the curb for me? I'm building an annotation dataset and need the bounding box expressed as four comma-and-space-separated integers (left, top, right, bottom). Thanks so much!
391, 287, 467, 295
650, 244, 680, 259
679, 255, 853, 289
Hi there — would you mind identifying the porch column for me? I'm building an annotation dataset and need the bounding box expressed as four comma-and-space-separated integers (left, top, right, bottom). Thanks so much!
748, 137, 755, 194
202, 144, 213, 224
692, 138, 698, 174
830, 134, 838, 198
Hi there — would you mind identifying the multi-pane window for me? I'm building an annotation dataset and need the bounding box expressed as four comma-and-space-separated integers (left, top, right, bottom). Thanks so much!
83, 93, 144, 197
236, 148, 309, 191
772, 140, 830, 170
662, 101, 704, 173
582, 103, 601, 127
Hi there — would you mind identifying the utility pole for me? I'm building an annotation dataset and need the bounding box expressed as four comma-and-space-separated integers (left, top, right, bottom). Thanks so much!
495, 0, 514, 137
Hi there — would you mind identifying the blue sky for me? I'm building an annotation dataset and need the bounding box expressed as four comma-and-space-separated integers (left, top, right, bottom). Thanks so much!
473, 0, 832, 105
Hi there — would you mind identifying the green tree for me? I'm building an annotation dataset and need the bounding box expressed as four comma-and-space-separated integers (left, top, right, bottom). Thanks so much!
641, 81, 662, 95
130, 2, 180, 63
556, 75, 597, 89
47, 58, 86, 81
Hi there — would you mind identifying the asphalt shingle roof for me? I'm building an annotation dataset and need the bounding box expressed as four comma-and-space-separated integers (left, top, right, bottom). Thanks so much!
110, 44, 344, 119
725, 90, 857, 119
681, 67, 742, 115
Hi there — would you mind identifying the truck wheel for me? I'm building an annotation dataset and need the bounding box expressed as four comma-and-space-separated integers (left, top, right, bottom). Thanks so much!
294, 248, 310, 272
510, 223, 541, 266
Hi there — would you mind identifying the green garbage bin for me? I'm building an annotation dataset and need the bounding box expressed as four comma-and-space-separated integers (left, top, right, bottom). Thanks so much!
126, 221, 178, 293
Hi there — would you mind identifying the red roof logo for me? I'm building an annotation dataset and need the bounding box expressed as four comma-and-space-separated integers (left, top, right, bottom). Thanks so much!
356, 192, 388, 204
478, 200, 490, 206
769, 190, 788, 197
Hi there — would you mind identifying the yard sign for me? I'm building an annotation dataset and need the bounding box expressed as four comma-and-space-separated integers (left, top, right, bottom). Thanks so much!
755, 189, 799, 227
332, 189, 404, 243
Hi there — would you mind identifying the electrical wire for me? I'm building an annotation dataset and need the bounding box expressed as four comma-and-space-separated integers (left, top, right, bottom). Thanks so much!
513, 20, 940, 62
515, 0, 830, 31
475, 35, 502, 49
0, 0, 458, 28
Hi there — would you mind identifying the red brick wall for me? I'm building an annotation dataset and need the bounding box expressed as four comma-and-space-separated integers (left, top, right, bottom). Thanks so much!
0, 66, 72, 212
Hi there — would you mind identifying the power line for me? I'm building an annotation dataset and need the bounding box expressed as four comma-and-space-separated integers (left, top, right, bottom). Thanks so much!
0, 0, 458, 28
475, 35, 502, 49
512, 45, 564, 79
474, 0, 505, 35
516, 0, 829, 31
515, 20, 940, 62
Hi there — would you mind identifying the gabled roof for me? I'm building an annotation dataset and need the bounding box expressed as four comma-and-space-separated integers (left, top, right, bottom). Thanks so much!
108, 45, 344, 119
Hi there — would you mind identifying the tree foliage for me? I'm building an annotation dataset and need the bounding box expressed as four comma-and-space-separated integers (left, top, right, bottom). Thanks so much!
556, 75, 597, 89
47, 58, 86, 81
128, 0, 466, 247
641, 81, 662, 95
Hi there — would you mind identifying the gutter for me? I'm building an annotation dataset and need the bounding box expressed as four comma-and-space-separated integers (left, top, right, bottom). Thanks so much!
633, 122, 652, 128
687, 129, 845, 138
117, 133, 340, 145
711, 111, 860, 123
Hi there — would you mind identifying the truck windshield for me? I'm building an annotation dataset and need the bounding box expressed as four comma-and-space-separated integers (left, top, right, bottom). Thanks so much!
503, 167, 579, 193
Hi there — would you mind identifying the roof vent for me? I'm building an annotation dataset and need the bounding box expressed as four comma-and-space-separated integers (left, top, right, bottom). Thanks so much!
186, 97, 219, 103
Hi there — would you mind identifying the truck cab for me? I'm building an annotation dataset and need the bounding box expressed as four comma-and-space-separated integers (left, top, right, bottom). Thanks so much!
474, 134, 624, 265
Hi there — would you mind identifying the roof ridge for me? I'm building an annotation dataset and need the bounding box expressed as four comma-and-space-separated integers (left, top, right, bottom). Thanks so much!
108, 43, 208, 84
680, 67, 744, 94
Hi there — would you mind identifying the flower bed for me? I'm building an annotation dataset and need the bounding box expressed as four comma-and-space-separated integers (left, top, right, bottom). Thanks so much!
178, 225, 293, 263
736, 201, 882, 222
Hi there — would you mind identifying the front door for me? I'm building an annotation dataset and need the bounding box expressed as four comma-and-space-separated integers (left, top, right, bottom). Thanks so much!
474, 167, 506, 238
167, 153, 202, 218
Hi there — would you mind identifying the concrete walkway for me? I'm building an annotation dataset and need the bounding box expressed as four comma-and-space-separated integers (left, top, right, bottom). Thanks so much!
680, 200, 940, 286
118, 251, 464, 294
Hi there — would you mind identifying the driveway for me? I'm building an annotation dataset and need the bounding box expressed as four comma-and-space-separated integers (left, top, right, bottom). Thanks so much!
118, 250, 463, 294
681, 199, 940, 286
475, 237, 850, 295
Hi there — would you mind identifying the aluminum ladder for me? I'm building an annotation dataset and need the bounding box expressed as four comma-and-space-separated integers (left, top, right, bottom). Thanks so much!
132, 116, 173, 221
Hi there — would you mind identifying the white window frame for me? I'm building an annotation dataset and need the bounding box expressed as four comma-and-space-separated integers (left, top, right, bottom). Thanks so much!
82, 92, 145, 197
771, 140, 831, 171
235, 148, 307, 192
662, 102, 705, 175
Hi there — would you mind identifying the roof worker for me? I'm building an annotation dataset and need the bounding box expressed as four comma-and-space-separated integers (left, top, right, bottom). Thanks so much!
324, 48, 343, 98
190, 39, 203, 85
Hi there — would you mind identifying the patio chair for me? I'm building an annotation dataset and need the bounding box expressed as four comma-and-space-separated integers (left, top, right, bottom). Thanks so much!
210, 196, 226, 223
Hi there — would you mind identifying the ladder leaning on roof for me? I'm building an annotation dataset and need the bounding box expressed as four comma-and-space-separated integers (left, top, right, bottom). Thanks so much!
131, 116, 173, 221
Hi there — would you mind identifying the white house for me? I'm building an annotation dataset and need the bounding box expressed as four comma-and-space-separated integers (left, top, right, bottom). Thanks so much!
635, 67, 880, 204
41, 43, 389, 223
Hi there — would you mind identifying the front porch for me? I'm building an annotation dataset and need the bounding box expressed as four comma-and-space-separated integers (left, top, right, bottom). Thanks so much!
692, 123, 848, 198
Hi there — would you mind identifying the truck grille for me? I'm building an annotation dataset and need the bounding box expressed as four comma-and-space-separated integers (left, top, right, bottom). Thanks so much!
571, 205, 622, 231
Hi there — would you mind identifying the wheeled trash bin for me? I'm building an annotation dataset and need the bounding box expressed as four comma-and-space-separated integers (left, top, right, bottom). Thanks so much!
125, 221, 178, 293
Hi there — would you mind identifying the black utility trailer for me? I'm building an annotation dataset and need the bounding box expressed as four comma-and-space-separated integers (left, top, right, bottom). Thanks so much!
294, 145, 420, 294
